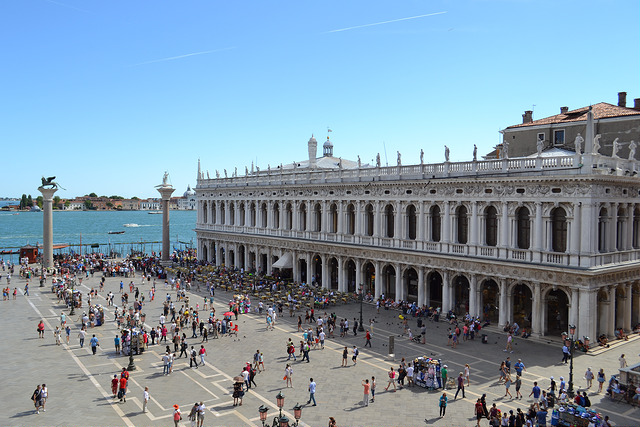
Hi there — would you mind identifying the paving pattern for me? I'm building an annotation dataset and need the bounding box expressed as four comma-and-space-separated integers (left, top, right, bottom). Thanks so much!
1, 270, 639, 427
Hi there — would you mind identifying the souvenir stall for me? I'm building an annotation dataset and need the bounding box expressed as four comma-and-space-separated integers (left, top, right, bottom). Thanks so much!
413, 357, 443, 390
551, 403, 604, 427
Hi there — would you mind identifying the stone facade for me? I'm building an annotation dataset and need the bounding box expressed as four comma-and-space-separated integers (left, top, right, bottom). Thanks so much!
196, 135, 640, 341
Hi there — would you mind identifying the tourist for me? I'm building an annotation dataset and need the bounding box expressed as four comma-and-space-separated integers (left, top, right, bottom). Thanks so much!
118, 375, 127, 402
619, 354, 628, 368
365, 329, 372, 347
504, 374, 513, 398
454, 372, 465, 399
385, 367, 396, 392
370, 376, 376, 403
307, 378, 317, 406
464, 363, 471, 387
199, 345, 207, 366
197, 401, 206, 427
439, 392, 447, 417
514, 359, 526, 377
172, 404, 182, 427
31, 384, 44, 414
37, 320, 45, 338
505, 332, 513, 353
585, 367, 594, 388
114, 334, 120, 354
142, 387, 149, 413
284, 364, 293, 388
515, 375, 523, 399
352, 345, 359, 365
41, 384, 48, 411
597, 368, 606, 392
90, 334, 99, 355
342, 346, 348, 367
361, 379, 370, 406
529, 381, 541, 403
475, 399, 484, 427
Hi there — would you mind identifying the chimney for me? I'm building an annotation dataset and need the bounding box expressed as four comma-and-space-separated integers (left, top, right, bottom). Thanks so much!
522, 110, 533, 124
618, 91, 627, 107
560, 106, 569, 114
634, 98, 640, 111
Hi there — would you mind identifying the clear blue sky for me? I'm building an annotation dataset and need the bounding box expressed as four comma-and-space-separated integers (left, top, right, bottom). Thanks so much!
1, 1, 638, 199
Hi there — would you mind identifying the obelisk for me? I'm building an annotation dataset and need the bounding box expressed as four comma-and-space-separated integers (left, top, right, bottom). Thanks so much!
38, 185, 58, 269
156, 172, 175, 265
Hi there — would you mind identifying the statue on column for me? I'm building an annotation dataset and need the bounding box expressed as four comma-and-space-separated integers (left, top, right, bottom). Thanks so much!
357, 156, 361, 168
40, 176, 65, 190
472, 145, 477, 161
444, 145, 450, 162
376, 153, 381, 167
224, 169, 228, 178
420, 149, 424, 164
215, 170, 220, 178
397, 151, 402, 166
574, 133, 584, 154
162, 171, 169, 186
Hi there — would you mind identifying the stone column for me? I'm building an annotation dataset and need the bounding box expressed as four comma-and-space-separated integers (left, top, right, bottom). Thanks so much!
156, 182, 176, 264
292, 250, 299, 283
608, 287, 616, 337
355, 202, 362, 236
442, 270, 450, 312
442, 203, 451, 244
417, 268, 425, 307
532, 282, 542, 336
578, 288, 597, 341
417, 202, 425, 242
568, 289, 579, 334
394, 201, 402, 240
469, 274, 478, 318
38, 186, 58, 269
395, 263, 403, 301
355, 259, 362, 291
374, 261, 382, 298
500, 201, 509, 248
624, 283, 632, 332
470, 202, 479, 247
569, 203, 581, 265
321, 256, 328, 289
337, 256, 345, 292
609, 203, 618, 252
498, 278, 508, 327
306, 253, 313, 285
266, 247, 273, 275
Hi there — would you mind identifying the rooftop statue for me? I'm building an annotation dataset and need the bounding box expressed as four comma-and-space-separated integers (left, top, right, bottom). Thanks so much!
444, 145, 450, 162
592, 134, 601, 154
537, 138, 544, 156
612, 138, 620, 158
397, 151, 401, 167
574, 133, 583, 154
502, 140, 509, 159
376, 153, 381, 167
357, 155, 361, 168
216, 170, 220, 179
629, 141, 637, 161
420, 149, 424, 164
473, 145, 477, 161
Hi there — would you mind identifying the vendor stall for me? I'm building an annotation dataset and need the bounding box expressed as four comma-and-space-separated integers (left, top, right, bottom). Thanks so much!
552, 403, 604, 427
413, 357, 443, 390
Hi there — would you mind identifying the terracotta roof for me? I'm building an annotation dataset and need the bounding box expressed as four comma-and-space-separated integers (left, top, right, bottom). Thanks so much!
506, 102, 640, 129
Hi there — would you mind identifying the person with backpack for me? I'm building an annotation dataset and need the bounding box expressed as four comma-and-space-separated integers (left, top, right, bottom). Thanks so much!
189, 346, 198, 369
352, 346, 359, 365
32, 384, 44, 414
172, 404, 182, 427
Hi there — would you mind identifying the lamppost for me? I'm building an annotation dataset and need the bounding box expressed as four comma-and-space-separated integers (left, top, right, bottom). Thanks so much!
358, 283, 365, 332
69, 278, 75, 316
127, 330, 137, 371
567, 324, 576, 397
258, 392, 302, 427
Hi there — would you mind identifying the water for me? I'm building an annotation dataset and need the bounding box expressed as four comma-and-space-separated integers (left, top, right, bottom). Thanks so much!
0, 210, 196, 262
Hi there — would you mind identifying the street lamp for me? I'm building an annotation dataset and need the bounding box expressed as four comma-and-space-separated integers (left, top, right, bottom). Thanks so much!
358, 284, 365, 332
69, 278, 75, 316
258, 392, 302, 427
567, 324, 576, 397
127, 332, 137, 371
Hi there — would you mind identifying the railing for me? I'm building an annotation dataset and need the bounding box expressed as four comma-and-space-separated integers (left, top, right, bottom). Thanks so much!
544, 252, 566, 265
401, 240, 416, 249
343, 235, 353, 243
450, 244, 466, 254
509, 249, 530, 261
480, 247, 495, 257
381, 238, 392, 247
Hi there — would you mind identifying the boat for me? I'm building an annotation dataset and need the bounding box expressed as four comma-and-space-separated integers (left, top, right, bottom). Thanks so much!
30, 206, 42, 212
148, 211, 162, 214
108, 231, 125, 235
123, 223, 140, 227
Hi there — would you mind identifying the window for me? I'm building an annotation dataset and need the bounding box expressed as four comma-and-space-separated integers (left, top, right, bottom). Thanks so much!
553, 130, 565, 146
365, 204, 374, 236
537, 133, 545, 142
384, 204, 394, 238
456, 205, 468, 244
485, 206, 498, 247
551, 207, 567, 252
598, 207, 608, 252
406, 205, 417, 240
431, 205, 441, 242
516, 207, 530, 249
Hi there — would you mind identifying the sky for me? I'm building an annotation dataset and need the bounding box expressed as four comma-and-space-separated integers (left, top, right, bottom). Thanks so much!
1, 0, 638, 199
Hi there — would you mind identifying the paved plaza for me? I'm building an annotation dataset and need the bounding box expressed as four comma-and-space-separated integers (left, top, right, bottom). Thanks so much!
1, 270, 639, 427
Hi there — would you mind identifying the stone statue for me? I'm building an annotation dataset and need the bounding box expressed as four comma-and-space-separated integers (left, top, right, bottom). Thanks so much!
224, 169, 227, 178
251, 161, 254, 173
245, 166, 249, 175
593, 134, 601, 154
215, 170, 220, 179
473, 145, 477, 161
162, 171, 169, 186
397, 151, 402, 166
537, 138, 544, 156
612, 138, 620, 158
267, 164, 271, 172
357, 156, 361, 168
339, 158, 343, 169
207, 171, 210, 179
502, 141, 509, 159
376, 153, 381, 167
574, 133, 584, 154
420, 149, 424, 164
234, 167, 237, 177
444, 145, 450, 162
256, 166, 260, 173
40, 176, 65, 190
629, 140, 637, 160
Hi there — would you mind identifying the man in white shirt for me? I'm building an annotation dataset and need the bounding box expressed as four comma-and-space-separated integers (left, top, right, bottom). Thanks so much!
406, 363, 414, 387
142, 387, 149, 412
197, 401, 206, 427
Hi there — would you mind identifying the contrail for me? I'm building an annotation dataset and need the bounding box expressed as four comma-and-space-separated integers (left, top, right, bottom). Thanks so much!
129, 46, 237, 67
325, 11, 447, 33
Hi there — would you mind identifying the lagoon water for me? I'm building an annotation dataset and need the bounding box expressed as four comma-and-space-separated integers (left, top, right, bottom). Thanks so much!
0, 210, 196, 261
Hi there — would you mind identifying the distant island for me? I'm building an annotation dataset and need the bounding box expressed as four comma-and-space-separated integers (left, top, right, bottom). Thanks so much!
1, 186, 196, 212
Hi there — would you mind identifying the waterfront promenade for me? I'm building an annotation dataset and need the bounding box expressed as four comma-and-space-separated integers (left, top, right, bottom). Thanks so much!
2, 270, 639, 427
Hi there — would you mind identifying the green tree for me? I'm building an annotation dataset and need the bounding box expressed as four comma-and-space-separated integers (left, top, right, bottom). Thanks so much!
53, 195, 61, 209
131, 196, 140, 200
106, 202, 113, 208
36, 196, 43, 208
84, 200, 94, 210
88, 192, 97, 198
109, 195, 124, 199
27, 195, 33, 207
64, 200, 71, 208
20, 194, 27, 209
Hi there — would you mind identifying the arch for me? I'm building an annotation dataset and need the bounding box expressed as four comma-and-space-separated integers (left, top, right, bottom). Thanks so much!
516, 206, 530, 249
551, 207, 567, 252
452, 274, 470, 315
484, 205, 498, 247
346, 203, 356, 235
430, 205, 441, 242
384, 204, 395, 238
313, 203, 322, 232
238, 245, 245, 269
632, 283, 640, 328
382, 264, 396, 299
229, 203, 236, 225
249, 202, 256, 227
480, 279, 499, 323
220, 202, 226, 225
616, 206, 627, 251
202, 202, 208, 224
456, 205, 468, 244
597, 289, 609, 336
362, 262, 375, 295
299, 257, 307, 283
329, 203, 338, 233
299, 203, 307, 231
211, 202, 217, 224
404, 267, 418, 303
229, 249, 235, 267
512, 283, 533, 328
312, 254, 323, 286
328, 257, 339, 290
598, 207, 608, 252
406, 204, 417, 240
633, 207, 640, 249
346, 259, 357, 292
615, 286, 625, 330
427, 271, 443, 308
544, 288, 569, 335
201, 243, 208, 262
260, 203, 267, 228
364, 204, 374, 236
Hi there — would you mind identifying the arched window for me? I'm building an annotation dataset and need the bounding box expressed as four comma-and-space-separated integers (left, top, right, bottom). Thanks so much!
485, 206, 498, 247
346, 204, 355, 235
260, 203, 267, 228
239, 203, 245, 226
598, 207, 608, 252
617, 207, 626, 251
285, 203, 293, 230
272, 202, 280, 229
250, 202, 256, 227
329, 203, 338, 233
202, 202, 208, 224
406, 204, 417, 240
313, 203, 322, 232
299, 203, 307, 231
365, 204, 374, 236
229, 203, 235, 225
456, 205, 468, 244
384, 204, 394, 238
220, 202, 226, 225
551, 207, 567, 253
430, 205, 441, 242
211, 202, 217, 224
516, 207, 530, 249
633, 208, 640, 249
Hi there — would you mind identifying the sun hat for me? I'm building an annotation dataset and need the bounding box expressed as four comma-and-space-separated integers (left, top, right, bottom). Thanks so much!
173, 404, 179, 409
